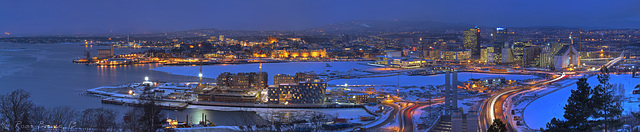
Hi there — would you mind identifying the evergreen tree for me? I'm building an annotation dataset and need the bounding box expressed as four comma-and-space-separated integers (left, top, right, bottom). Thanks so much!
488, 119, 507, 132
591, 67, 623, 131
545, 117, 569, 132
562, 77, 593, 131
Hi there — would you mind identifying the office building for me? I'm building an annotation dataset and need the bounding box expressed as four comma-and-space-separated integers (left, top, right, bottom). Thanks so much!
268, 79, 326, 104
493, 27, 509, 45
502, 47, 513, 63
439, 50, 472, 61
523, 46, 542, 67
480, 47, 495, 63
463, 27, 481, 58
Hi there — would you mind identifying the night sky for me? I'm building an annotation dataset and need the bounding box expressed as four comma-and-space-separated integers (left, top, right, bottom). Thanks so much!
1, 0, 639, 35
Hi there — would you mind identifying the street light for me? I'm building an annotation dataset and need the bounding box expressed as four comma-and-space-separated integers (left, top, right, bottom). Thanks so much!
145, 76, 149, 81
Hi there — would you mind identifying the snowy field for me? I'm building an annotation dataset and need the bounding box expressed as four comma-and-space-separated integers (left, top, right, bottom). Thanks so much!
152, 61, 539, 87
152, 61, 374, 85
524, 74, 640, 129
328, 73, 538, 87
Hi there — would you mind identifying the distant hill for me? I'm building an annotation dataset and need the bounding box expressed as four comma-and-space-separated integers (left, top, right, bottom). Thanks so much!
301, 20, 474, 34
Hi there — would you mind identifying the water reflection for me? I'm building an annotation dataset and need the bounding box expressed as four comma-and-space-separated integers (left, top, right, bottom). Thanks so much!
0, 43, 263, 125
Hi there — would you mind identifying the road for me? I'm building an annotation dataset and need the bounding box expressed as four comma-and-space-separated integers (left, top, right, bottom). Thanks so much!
400, 102, 431, 132
478, 56, 620, 132
479, 73, 566, 132
366, 95, 438, 132
368, 101, 401, 129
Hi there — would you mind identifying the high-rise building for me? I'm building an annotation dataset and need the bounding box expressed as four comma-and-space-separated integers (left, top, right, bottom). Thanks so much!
481, 47, 495, 63
511, 42, 528, 65
463, 27, 481, 58
502, 47, 513, 63
481, 48, 488, 63
523, 46, 542, 67
493, 27, 509, 45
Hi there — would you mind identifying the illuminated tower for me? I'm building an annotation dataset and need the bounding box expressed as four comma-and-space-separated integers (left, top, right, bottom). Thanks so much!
196, 60, 204, 92
463, 27, 481, 58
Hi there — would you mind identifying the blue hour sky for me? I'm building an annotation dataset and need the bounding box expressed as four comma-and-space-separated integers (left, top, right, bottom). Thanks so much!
1, 0, 639, 35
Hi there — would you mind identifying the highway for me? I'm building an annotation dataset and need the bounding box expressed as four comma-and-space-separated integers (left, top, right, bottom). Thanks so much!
479, 73, 566, 132
478, 53, 623, 132
400, 102, 430, 132
369, 102, 400, 129
366, 94, 441, 132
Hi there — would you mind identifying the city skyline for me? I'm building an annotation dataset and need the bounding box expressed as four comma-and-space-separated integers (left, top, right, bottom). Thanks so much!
1, 0, 640, 35
0, 1, 639, 131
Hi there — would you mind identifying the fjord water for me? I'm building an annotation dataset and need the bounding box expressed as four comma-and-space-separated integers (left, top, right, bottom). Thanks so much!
0, 43, 541, 126
0, 43, 265, 125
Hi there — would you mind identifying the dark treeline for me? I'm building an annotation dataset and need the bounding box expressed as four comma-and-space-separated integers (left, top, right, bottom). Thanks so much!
0, 89, 165, 132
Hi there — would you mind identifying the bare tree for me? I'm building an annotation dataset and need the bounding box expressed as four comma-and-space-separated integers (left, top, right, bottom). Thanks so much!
77, 108, 117, 132
307, 111, 330, 132
29, 105, 47, 131
122, 107, 144, 132
0, 89, 34, 132
47, 106, 76, 131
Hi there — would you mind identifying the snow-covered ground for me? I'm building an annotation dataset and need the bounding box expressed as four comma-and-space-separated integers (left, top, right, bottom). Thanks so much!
153, 61, 539, 88
327, 73, 539, 87
457, 97, 484, 113
523, 74, 640, 129
363, 104, 395, 128
152, 61, 375, 85
188, 105, 376, 124
173, 126, 237, 132
413, 103, 444, 131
